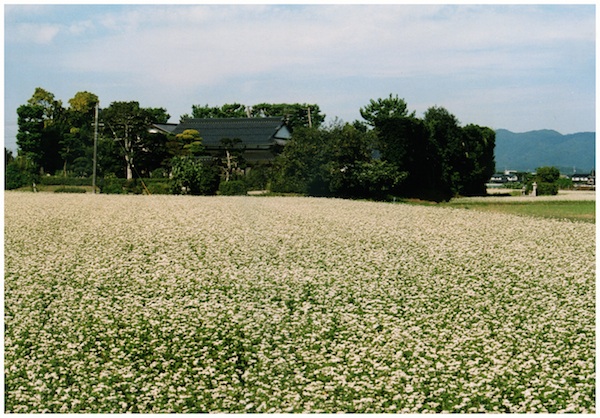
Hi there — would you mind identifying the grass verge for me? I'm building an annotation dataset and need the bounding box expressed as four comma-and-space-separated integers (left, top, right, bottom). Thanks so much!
440, 200, 595, 223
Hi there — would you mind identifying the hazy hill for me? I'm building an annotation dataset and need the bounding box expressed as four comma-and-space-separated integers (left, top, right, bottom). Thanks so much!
494, 129, 595, 173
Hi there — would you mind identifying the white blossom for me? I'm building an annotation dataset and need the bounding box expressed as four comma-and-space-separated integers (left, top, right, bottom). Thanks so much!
4, 192, 595, 413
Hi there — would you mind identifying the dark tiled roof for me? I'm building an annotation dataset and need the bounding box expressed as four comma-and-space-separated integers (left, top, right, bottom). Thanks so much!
172, 117, 290, 149
149, 123, 177, 134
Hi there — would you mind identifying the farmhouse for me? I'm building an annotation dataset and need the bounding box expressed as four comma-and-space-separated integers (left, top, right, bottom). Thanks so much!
150, 117, 292, 161
571, 173, 595, 184
489, 173, 518, 183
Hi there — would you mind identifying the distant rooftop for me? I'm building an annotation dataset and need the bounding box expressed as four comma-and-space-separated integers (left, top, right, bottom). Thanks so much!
171, 117, 291, 149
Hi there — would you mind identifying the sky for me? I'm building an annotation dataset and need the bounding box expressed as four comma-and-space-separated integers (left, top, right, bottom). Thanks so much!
3, 3, 596, 153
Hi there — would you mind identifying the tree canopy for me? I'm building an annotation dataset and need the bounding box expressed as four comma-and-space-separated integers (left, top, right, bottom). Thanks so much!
101, 101, 170, 179
360, 94, 415, 127
182, 102, 325, 130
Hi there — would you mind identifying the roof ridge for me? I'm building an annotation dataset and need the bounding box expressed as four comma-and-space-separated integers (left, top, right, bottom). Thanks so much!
186, 117, 283, 122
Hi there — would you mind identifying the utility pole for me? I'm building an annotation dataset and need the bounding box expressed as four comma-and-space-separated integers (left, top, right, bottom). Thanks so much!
307, 107, 312, 128
92, 101, 99, 193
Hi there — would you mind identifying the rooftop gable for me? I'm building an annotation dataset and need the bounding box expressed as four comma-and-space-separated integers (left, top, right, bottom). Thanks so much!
148, 123, 178, 134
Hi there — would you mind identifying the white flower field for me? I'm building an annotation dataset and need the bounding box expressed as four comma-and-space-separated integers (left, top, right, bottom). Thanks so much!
4, 192, 595, 413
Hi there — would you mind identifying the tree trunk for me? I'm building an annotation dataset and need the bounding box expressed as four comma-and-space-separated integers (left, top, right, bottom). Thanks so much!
124, 125, 133, 180
125, 154, 133, 180
225, 149, 231, 182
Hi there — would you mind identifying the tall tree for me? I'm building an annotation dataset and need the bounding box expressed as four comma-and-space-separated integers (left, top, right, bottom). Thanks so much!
272, 122, 404, 199
16, 104, 45, 174
27, 87, 63, 126
360, 94, 414, 128
360, 95, 433, 197
460, 124, 496, 196
323, 122, 373, 197
60, 91, 99, 176
423, 106, 463, 199
376, 116, 432, 195
101, 101, 140, 180
271, 127, 326, 195
101, 102, 170, 179
16, 88, 66, 175
218, 137, 245, 182
68, 91, 99, 114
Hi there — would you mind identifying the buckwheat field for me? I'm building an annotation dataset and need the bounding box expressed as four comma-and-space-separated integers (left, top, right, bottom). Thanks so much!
4, 192, 595, 413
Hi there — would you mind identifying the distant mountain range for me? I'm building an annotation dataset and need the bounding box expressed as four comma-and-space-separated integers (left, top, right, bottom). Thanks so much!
494, 129, 595, 174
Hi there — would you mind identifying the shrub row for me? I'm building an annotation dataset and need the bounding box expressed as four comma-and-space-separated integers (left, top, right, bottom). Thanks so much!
54, 187, 88, 193
99, 178, 170, 195
218, 180, 248, 196
38, 177, 251, 195
39, 176, 93, 186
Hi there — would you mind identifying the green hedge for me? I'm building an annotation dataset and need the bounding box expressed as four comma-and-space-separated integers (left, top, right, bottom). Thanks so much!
39, 176, 93, 186
218, 180, 248, 196
145, 179, 171, 195
54, 186, 88, 193
99, 178, 171, 195
5, 164, 32, 190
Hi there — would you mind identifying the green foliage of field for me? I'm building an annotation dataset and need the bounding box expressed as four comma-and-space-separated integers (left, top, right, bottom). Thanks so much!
443, 200, 595, 223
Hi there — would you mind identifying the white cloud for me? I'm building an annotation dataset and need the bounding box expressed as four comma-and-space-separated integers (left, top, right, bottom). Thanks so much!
67, 20, 95, 36
61, 4, 591, 88
7, 23, 61, 44
4, 4, 595, 133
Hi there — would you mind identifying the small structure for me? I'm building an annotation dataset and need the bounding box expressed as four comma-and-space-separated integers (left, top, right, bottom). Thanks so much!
571, 173, 595, 185
489, 171, 519, 184
570, 171, 596, 190
489, 173, 508, 184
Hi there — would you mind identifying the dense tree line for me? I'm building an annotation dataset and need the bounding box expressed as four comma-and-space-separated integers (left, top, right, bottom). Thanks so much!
271, 95, 495, 201
11, 88, 171, 181
7, 88, 495, 201
8, 88, 324, 185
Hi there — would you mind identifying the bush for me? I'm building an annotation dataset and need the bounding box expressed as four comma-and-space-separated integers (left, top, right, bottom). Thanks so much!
144, 179, 170, 195
169, 156, 220, 195
5, 163, 30, 190
150, 168, 168, 178
54, 187, 87, 193
100, 177, 125, 194
536, 182, 559, 196
269, 174, 307, 194
529, 166, 560, 196
219, 180, 248, 196
556, 177, 573, 190
535, 166, 560, 183
245, 164, 272, 190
